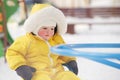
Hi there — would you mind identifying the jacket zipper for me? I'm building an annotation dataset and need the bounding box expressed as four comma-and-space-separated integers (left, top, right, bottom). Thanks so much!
45, 41, 54, 67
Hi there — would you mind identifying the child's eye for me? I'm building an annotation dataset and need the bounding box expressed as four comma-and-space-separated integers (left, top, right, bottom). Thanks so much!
43, 28, 47, 29
51, 28, 54, 30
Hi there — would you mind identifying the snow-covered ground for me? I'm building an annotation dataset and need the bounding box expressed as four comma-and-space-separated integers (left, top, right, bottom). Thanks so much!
0, 58, 21, 80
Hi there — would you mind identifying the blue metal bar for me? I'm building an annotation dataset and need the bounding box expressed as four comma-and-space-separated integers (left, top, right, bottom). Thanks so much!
50, 43, 120, 69
65, 43, 120, 48
51, 44, 120, 58
88, 57, 120, 69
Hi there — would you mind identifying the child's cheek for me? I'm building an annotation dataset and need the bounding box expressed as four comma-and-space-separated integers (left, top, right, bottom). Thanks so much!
50, 32, 54, 36
38, 30, 46, 36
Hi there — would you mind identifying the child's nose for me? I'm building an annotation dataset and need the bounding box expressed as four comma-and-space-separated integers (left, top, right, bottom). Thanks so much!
47, 29, 51, 34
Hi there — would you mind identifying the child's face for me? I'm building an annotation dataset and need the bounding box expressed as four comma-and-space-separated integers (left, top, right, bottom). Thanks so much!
38, 26, 55, 40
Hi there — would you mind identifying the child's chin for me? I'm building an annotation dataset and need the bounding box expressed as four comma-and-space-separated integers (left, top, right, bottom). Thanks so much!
45, 37, 50, 40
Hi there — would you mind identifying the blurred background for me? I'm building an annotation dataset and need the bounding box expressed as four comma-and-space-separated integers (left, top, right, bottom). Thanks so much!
0, 0, 120, 80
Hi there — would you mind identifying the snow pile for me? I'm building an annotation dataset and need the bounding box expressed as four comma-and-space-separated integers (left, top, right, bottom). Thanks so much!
0, 57, 21, 80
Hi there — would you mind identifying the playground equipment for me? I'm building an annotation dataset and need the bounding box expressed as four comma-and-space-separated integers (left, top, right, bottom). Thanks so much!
51, 43, 120, 69
0, 0, 42, 57
0, 0, 19, 57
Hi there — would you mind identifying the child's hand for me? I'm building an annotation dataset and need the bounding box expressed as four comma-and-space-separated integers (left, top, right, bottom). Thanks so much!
15, 65, 36, 80
63, 60, 78, 75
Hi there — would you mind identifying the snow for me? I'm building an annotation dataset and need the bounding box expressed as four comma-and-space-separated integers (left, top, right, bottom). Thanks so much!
0, 57, 21, 80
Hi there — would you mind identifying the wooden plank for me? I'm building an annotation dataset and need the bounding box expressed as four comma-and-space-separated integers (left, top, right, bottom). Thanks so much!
59, 7, 120, 18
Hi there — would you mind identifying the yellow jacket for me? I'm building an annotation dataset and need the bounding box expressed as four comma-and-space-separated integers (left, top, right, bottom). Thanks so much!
6, 33, 75, 72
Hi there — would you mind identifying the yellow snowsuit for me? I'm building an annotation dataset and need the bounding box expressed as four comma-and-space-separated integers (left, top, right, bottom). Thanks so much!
6, 33, 80, 80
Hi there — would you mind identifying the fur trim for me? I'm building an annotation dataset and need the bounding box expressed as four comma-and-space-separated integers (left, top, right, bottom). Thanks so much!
23, 5, 67, 35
